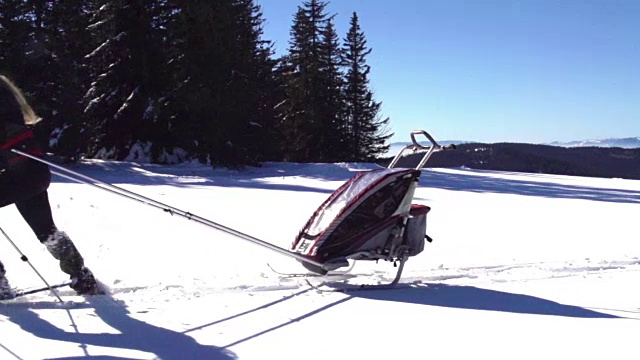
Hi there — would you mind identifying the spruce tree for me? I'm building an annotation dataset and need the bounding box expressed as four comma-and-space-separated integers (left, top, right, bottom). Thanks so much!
277, 6, 311, 162
318, 17, 347, 161
341, 12, 391, 161
31, 0, 97, 159
165, 0, 279, 167
1, 1, 94, 158
3, 0, 42, 85
83, 0, 167, 160
280, 0, 343, 162
0, 1, 35, 91
223, 0, 281, 166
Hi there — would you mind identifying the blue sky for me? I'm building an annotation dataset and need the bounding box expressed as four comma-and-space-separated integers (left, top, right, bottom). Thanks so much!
255, 0, 639, 144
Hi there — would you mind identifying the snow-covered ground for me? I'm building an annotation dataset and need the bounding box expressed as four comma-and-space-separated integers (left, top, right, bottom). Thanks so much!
1, 159, 638, 359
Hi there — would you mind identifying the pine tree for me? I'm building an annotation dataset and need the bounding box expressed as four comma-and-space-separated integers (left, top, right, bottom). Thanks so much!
1, 1, 95, 158
83, 0, 167, 160
221, 0, 281, 166
280, 0, 343, 162
165, 0, 279, 167
318, 17, 347, 161
1, 3, 40, 138
4, 0, 282, 166
30, 0, 97, 159
168, 1, 231, 165
0, 1, 29, 76
277, 6, 312, 162
341, 12, 391, 161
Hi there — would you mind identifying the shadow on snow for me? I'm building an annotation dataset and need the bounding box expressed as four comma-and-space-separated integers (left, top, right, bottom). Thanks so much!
48, 161, 376, 195
349, 283, 621, 319
0, 295, 237, 360
48, 161, 640, 204
0, 283, 621, 360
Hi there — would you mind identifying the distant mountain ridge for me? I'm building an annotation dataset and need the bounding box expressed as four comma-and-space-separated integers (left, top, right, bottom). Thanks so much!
384, 136, 640, 157
545, 137, 640, 149
385, 140, 468, 157
383, 142, 640, 180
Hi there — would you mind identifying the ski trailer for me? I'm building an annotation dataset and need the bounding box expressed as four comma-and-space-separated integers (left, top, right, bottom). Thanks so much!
290, 130, 455, 285
11, 129, 454, 289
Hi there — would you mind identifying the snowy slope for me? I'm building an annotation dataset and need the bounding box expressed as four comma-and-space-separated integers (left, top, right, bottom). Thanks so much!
1, 160, 639, 359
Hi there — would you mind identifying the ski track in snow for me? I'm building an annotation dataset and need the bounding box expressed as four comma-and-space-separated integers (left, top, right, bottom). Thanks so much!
10, 257, 639, 304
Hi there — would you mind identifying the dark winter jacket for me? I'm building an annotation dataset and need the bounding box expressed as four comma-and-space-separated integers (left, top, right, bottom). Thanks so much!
0, 83, 50, 207
0, 85, 43, 171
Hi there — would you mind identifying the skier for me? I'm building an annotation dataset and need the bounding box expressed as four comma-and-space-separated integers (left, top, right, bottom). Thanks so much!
0, 74, 100, 299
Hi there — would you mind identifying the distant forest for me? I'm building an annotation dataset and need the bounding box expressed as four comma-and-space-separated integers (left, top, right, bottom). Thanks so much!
0, 0, 391, 167
386, 143, 640, 180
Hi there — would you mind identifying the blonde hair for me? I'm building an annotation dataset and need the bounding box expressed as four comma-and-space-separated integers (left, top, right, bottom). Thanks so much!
0, 75, 42, 125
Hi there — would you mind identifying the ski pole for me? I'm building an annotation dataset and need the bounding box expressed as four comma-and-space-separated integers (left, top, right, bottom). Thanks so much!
0, 226, 65, 303
11, 149, 326, 269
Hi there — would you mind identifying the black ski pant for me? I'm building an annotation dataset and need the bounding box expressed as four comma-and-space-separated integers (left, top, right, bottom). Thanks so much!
0, 160, 56, 240
0, 159, 84, 277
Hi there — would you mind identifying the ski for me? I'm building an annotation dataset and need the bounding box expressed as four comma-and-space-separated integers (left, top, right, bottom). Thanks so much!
4, 281, 111, 302
266, 262, 357, 278
305, 279, 421, 293
8, 282, 72, 300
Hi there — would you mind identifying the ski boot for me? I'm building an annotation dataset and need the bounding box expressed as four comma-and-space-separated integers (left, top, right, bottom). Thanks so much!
0, 268, 16, 300
70, 267, 104, 295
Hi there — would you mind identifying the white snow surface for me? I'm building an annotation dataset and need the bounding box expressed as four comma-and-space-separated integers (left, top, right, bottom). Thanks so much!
1, 160, 639, 359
